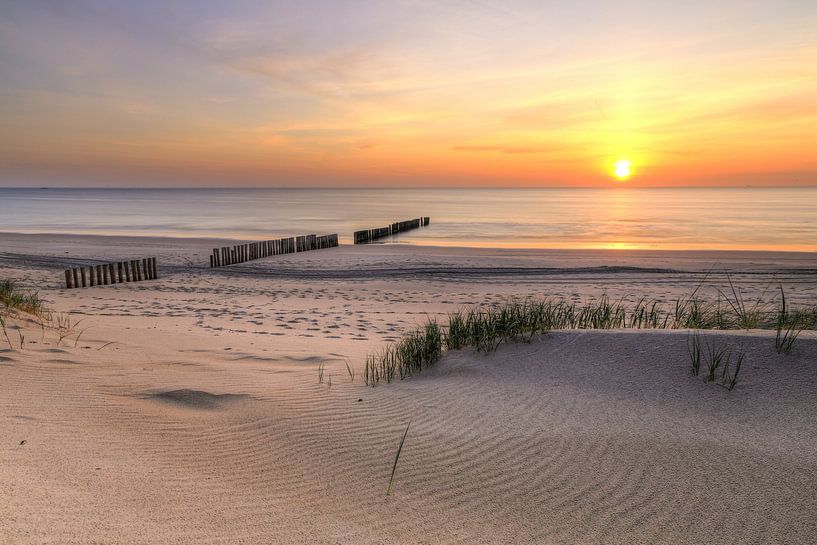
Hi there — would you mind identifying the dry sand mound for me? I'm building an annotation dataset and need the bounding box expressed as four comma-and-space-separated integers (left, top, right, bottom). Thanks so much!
146, 389, 250, 410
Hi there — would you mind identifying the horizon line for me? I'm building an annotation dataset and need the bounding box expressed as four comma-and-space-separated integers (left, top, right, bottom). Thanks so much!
2, 184, 817, 191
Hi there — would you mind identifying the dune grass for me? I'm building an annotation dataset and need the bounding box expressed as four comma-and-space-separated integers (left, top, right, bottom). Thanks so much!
687, 331, 702, 376
364, 285, 814, 386
364, 321, 442, 385
687, 334, 744, 390
1, 278, 85, 348
775, 287, 804, 354
1, 279, 47, 317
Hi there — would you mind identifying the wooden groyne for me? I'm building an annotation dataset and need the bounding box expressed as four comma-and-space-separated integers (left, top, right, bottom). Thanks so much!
354, 217, 430, 244
210, 233, 339, 268
64, 257, 157, 289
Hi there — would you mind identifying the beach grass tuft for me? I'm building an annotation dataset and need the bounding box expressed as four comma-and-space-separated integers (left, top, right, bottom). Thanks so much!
720, 350, 744, 391
704, 341, 730, 383
2, 279, 89, 348
1, 279, 47, 318
775, 287, 803, 354
365, 321, 442, 385
687, 331, 702, 376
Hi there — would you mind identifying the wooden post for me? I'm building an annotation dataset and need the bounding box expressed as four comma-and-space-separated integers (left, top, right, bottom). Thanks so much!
81, 267, 87, 287
142, 258, 149, 280
151, 257, 157, 279
65, 270, 73, 289
108, 263, 116, 283
117, 262, 123, 282
95, 265, 102, 285
72, 268, 79, 288
123, 261, 130, 282
89, 267, 95, 287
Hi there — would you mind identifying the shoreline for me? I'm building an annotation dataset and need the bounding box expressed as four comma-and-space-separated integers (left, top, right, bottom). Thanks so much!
2, 229, 817, 253
2, 230, 816, 259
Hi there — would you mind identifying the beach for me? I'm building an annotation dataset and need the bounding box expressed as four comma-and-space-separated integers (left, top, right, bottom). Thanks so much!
2, 232, 816, 544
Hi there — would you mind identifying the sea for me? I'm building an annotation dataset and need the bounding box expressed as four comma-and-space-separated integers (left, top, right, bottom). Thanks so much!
1, 187, 815, 252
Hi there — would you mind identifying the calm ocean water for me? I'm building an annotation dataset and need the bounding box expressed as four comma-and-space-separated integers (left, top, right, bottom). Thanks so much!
1, 187, 815, 251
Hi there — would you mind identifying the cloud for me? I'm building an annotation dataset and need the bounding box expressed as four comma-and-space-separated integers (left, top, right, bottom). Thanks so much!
453, 145, 551, 154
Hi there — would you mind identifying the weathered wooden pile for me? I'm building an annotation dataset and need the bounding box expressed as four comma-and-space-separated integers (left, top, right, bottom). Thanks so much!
64, 257, 157, 289
209, 233, 339, 268
354, 217, 430, 244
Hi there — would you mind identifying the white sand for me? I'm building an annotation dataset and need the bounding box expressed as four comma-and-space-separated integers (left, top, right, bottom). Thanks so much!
1, 233, 816, 544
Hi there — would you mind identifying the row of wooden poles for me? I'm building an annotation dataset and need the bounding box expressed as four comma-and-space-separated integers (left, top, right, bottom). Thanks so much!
354, 217, 430, 244
62, 218, 428, 286
210, 233, 339, 268
64, 257, 157, 289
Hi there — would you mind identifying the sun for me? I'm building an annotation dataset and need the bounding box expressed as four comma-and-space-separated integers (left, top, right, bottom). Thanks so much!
614, 159, 632, 180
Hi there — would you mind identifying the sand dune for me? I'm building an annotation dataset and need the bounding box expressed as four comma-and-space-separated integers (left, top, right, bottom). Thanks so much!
1, 233, 816, 543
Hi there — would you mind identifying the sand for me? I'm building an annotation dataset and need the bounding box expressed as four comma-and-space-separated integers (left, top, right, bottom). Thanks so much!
1, 232, 816, 544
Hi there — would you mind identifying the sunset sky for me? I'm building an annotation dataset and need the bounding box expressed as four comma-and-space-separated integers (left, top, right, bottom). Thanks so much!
1, 1, 816, 187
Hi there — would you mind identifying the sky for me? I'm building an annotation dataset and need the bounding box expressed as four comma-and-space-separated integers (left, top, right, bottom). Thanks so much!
1, 0, 816, 188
